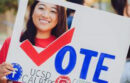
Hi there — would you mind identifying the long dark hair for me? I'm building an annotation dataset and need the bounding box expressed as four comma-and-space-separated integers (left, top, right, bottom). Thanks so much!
66, 0, 83, 16
111, 0, 127, 15
20, 1, 67, 45
127, 47, 130, 59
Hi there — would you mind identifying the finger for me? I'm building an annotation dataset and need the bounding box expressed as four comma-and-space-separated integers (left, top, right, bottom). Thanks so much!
4, 62, 13, 68
2, 68, 12, 73
5, 65, 14, 71
2, 63, 14, 71
1, 62, 6, 66
0, 71, 12, 77
1, 66, 13, 75
1, 62, 11, 68
4, 71, 12, 76
0, 69, 11, 77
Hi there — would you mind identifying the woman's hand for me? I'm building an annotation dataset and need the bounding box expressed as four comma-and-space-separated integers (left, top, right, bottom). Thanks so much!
0, 62, 14, 79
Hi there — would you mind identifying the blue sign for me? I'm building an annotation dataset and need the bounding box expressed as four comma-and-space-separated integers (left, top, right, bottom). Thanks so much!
6, 63, 23, 81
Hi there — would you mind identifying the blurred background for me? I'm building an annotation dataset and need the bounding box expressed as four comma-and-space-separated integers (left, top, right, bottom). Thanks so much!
0, 1, 129, 83
0, 0, 115, 46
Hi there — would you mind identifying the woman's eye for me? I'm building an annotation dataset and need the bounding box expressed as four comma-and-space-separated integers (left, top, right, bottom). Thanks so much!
51, 11, 56, 13
51, 10, 57, 13
39, 8, 43, 10
38, 7, 45, 10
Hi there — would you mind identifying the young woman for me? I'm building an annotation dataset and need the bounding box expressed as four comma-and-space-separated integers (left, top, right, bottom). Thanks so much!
111, 0, 130, 83
0, 0, 67, 82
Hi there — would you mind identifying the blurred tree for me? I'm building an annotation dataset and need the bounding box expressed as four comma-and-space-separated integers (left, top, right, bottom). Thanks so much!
0, 0, 34, 14
28, 0, 34, 5
0, 0, 18, 13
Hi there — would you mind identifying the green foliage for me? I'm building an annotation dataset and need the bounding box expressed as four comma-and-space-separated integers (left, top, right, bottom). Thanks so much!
0, 0, 34, 14
0, 0, 18, 13
29, 0, 34, 5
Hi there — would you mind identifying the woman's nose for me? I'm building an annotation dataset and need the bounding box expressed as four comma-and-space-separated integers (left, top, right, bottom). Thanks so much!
42, 11, 50, 18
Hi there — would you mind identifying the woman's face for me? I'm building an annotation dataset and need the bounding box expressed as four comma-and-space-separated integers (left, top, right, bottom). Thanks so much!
83, 0, 97, 6
126, 5, 130, 17
124, 0, 130, 17
32, 2, 58, 33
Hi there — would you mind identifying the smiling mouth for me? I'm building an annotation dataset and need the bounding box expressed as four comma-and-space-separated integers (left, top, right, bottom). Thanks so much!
39, 19, 50, 24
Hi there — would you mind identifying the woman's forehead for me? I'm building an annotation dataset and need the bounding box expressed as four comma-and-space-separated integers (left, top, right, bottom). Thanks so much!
37, 2, 57, 8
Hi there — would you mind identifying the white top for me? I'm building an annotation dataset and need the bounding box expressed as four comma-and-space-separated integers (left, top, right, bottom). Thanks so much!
120, 60, 130, 83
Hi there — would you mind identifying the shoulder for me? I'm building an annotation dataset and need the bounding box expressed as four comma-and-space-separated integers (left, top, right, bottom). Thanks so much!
1, 37, 11, 49
120, 61, 130, 83
5, 37, 11, 44
0, 37, 11, 64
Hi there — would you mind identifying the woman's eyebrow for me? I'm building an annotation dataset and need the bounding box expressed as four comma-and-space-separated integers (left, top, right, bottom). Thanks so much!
38, 3, 57, 10
38, 4, 45, 6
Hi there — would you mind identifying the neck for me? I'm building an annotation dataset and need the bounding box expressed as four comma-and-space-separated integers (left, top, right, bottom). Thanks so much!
36, 30, 52, 39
